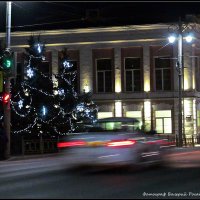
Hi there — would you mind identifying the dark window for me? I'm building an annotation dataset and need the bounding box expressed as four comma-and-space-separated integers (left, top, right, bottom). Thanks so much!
155, 57, 171, 91
58, 60, 78, 92
16, 62, 23, 83
97, 72, 104, 92
195, 57, 200, 92
68, 60, 78, 92
96, 59, 113, 93
124, 58, 141, 92
38, 61, 50, 75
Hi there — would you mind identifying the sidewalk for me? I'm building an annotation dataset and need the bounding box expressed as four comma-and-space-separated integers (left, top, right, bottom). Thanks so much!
173, 146, 200, 152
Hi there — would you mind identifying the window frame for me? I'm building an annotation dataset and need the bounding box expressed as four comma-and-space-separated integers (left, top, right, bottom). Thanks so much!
124, 57, 141, 92
154, 56, 171, 91
96, 58, 113, 93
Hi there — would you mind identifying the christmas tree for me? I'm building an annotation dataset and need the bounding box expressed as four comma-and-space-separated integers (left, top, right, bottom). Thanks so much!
10, 36, 98, 137
54, 48, 98, 135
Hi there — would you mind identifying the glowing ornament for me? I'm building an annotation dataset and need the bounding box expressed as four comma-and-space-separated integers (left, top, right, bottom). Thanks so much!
63, 60, 73, 69
76, 103, 85, 112
27, 68, 34, 78
58, 89, 65, 96
37, 44, 41, 54
42, 106, 47, 116
18, 100, 23, 109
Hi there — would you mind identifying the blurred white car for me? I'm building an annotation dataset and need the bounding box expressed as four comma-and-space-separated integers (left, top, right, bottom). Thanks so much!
57, 117, 174, 170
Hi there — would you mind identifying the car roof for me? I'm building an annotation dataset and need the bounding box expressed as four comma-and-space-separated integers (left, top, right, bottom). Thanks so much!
97, 117, 140, 123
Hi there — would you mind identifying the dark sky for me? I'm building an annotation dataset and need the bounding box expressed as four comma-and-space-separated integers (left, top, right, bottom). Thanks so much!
1, 1, 200, 32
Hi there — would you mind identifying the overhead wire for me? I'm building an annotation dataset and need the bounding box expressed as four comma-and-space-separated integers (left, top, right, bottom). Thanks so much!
11, 18, 86, 29
10, 1, 173, 58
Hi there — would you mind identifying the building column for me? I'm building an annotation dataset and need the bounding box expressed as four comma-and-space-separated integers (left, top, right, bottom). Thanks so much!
114, 47, 122, 117
51, 49, 59, 88
79, 47, 93, 93
183, 98, 196, 137
143, 45, 151, 131
114, 47, 121, 93
183, 44, 193, 90
144, 100, 151, 131
143, 45, 150, 92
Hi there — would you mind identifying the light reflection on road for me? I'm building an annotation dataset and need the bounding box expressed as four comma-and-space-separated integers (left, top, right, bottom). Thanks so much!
165, 150, 200, 168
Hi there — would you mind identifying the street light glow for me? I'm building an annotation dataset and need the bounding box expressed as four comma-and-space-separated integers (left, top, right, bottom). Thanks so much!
168, 35, 176, 43
185, 34, 193, 43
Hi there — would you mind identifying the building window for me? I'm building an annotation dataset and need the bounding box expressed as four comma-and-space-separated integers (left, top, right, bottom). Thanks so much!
195, 57, 200, 91
96, 58, 113, 93
16, 62, 23, 83
126, 111, 142, 122
155, 110, 172, 134
155, 57, 171, 91
197, 110, 200, 133
59, 59, 78, 92
67, 60, 78, 92
35, 61, 51, 90
98, 112, 113, 119
11, 62, 24, 86
38, 61, 51, 76
124, 57, 141, 92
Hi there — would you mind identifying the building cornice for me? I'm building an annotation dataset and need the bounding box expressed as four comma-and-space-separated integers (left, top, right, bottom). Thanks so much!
0, 23, 170, 38
10, 38, 165, 48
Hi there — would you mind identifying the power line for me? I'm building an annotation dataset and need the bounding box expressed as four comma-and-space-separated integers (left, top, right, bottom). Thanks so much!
11, 18, 85, 29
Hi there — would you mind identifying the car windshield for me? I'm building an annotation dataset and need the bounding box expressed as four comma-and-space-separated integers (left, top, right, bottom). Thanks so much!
76, 117, 142, 133
96, 121, 141, 132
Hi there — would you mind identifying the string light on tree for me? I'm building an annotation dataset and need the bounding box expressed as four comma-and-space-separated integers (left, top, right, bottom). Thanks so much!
9, 39, 98, 136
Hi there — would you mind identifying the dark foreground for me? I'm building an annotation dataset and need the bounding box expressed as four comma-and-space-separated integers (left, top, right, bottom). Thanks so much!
0, 149, 200, 199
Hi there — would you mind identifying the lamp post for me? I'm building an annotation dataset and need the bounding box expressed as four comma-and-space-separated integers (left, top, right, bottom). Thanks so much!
3, 1, 12, 159
177, 19, 183, 147
168, 18, 194, 147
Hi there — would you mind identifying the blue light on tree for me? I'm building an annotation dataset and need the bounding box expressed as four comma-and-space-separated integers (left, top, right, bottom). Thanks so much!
63, 60, 73, 69
18, 100, 23, 109
42, 106, 47, 116
76, 103, 85, 112
27, 68, 34, 78
58, 89, 65, 96
85, 108, 90, 116
37, 43, 41, 54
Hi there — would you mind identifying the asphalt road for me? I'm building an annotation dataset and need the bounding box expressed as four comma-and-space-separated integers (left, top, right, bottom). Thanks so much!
0, 149, 200, 199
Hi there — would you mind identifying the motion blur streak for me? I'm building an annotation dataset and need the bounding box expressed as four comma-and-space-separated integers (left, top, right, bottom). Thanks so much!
57, 141, 86, 148
106, 140, 136, 148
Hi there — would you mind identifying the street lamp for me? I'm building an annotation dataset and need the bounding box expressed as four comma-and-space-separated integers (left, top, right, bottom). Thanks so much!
167, 18, 194, 147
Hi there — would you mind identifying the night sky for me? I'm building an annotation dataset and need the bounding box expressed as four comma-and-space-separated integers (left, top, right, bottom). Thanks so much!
0, 1, 200, 32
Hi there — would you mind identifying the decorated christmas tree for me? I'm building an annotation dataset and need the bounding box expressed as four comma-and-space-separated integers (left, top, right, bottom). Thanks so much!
10, 36, 98, 137
53, 48, 98, 135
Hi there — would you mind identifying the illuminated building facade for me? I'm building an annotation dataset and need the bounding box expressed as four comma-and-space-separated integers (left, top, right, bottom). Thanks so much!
3, 23, 200, 137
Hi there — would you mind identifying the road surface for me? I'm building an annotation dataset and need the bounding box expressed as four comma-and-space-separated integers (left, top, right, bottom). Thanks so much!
0, 149, 200, 199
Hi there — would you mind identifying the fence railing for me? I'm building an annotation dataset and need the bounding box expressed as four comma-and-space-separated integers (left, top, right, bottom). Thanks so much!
20, 134, 200, 155
22, 137, 59, 155
157, 134, 200, 147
